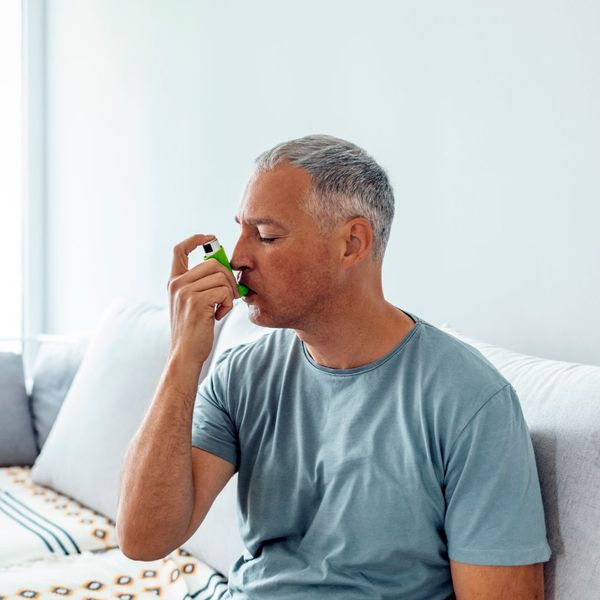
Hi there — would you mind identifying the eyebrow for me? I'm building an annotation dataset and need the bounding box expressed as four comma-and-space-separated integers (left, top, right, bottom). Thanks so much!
234, 215, 287, 229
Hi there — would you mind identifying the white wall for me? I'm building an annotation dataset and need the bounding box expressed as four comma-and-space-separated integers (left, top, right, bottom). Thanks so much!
42, 0, 600, 365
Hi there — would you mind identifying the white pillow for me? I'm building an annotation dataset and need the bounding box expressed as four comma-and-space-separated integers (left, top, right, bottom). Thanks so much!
439, 323, 600, 599
30, 296, 173, 520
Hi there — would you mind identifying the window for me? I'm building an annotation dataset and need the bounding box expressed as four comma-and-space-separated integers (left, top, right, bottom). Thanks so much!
0, 1, 23, 354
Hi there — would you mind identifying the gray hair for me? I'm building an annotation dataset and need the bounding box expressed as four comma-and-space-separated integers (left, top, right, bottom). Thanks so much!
254, 134, 395, 262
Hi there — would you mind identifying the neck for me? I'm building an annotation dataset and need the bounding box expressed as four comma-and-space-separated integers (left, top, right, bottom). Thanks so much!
295, 296, 416, 370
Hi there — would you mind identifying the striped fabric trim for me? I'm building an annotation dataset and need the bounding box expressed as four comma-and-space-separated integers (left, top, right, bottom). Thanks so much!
0, 490, 81, 555
185, 571, 229, 599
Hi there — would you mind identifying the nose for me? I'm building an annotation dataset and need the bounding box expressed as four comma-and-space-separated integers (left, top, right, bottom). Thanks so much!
229, 233, 249, 273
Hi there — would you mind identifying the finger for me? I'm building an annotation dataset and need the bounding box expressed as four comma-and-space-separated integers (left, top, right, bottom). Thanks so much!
203, 285, 234, 312
215, 296, 235, 320
178, 257, 240, 300
215, 304, 233, 321
176, 277, 236, 316
170, 234, 217, 279
198, 259, 241, 299
178, 271, 237, 298
204, 286, 234, 321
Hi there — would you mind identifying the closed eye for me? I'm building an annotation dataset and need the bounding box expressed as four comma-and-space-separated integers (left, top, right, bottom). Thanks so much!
258, 236, 276, 243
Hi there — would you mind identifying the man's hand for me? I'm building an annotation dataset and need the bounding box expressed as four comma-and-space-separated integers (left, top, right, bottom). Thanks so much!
168, 233, 240, 366
450, 560, 544, 599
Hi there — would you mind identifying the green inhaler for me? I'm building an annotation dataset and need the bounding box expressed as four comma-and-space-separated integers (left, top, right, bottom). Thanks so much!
202, 238, 249, 297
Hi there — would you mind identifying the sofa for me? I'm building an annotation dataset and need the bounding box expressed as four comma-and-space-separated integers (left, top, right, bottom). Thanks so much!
0, 295, 598, 599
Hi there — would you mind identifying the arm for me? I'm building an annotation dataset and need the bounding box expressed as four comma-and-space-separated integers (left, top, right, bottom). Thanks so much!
116, 353, 199, 559
444, 385, 551, 592
116, 353, 234, 560
451, 560, 544, 599
116, 233, 240, 561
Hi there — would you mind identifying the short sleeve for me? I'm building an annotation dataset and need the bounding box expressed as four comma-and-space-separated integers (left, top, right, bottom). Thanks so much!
191, 349, 239, 470
443, 383, 552, 565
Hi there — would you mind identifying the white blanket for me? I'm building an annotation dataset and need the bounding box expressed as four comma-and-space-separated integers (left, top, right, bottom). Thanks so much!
0, 466, 118, 568
0, 546, 229, 599
0, 467, 229, 599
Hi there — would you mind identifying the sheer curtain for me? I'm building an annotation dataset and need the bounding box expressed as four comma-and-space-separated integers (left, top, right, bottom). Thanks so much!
0, 0, 23, 355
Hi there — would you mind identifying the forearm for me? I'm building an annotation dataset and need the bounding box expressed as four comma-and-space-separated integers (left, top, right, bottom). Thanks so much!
116, 352, 204, 559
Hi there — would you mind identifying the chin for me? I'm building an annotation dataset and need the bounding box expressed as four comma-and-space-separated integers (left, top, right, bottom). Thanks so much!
246, 303, 290, 330
245, 305, 273, 328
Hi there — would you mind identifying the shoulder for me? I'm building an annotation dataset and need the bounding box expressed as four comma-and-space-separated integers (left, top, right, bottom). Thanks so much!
201, 328, 296, 409
415, 319, 510, 399
408, 320, 516, 453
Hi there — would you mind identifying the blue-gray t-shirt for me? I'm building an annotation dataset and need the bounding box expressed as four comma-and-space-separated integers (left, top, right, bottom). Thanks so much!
191, 309, 551, 599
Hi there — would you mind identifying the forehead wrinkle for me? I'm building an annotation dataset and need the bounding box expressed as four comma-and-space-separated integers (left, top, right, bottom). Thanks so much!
234, 215, 287, 229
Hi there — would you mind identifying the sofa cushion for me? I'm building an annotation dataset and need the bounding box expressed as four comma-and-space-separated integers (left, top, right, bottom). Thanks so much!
439, 323, 600, 599
0, 352, 38, 467
29, 334, 93, 452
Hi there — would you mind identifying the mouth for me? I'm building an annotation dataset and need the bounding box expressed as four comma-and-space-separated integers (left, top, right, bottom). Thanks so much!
236, 272, 253, 292
241, 290, 256, 303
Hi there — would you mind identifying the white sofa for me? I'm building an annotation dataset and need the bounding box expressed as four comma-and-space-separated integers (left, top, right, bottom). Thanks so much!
0, 295, 598, 599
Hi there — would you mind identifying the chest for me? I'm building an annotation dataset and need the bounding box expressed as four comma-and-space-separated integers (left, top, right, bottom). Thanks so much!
236, 374, 444, 514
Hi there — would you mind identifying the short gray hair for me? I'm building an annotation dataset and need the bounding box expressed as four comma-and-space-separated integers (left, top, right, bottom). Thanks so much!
254, 134, 395, 262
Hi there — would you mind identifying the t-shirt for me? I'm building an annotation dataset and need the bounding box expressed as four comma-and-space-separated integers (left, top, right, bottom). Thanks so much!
191, 308, 551, 599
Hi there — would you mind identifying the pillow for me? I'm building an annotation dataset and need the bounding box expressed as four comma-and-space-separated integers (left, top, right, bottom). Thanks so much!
30, 296, 172, 521
181, 300, 270, 574
0, 352, 38, 466
29, 333, 94, 451
439, 323, 600, 599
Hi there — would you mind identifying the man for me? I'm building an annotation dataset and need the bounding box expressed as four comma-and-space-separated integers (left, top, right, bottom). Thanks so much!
117, 135, 551, 599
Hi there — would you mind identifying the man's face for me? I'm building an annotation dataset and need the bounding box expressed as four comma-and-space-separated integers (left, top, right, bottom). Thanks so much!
230, 162, 342, 329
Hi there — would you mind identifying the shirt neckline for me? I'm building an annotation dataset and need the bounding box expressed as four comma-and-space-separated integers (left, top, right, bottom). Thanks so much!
299, 307, 423, 376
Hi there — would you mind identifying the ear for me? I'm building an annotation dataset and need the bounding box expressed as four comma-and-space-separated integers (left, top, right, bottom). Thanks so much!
340, 217, 373, 267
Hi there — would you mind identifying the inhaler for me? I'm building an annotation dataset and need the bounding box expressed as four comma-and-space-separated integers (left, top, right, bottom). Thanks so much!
202, 238, 249, 297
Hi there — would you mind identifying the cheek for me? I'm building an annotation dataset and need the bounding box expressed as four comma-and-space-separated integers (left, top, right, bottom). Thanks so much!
263, 242, 335, 292
265, 256, 291, 281
286, 256, 335, 294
